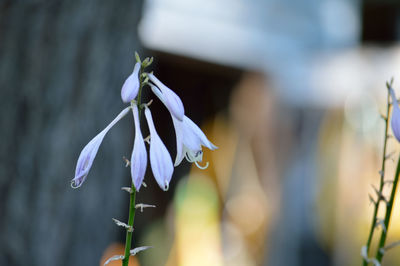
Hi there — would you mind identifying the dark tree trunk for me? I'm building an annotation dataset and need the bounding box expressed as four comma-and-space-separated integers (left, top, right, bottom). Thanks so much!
0, 1, 143, 265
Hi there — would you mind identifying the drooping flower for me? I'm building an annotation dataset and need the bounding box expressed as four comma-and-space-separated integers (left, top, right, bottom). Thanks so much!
172, 115, 217, 168
121, 62, 141, 103
71, 106, 131, 188
390, 87, 400, 142
150, 84, 217, 168
130, 103, 147, 191
144, 106, 174, 190
148, 73, 185, 121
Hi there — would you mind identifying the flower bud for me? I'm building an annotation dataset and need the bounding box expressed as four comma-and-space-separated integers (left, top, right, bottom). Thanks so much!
130, 104, 147, 191
72, 107, 131, 188
121, 62, 140, 103
144, 107, 173, 190
390, 88, 400, 142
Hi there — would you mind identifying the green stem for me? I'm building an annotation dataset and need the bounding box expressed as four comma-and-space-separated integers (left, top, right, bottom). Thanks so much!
376, 155, 400, 262
122, 185, 137, 266
122, 64, 145, 266
363, 87, 391, 265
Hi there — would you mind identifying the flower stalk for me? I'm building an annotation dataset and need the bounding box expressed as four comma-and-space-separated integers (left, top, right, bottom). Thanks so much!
122, 185, 137, 266
363, 83, 391, 265
362, 80, 400, 265
122, 60, 145, 266
375, 154, 400, 263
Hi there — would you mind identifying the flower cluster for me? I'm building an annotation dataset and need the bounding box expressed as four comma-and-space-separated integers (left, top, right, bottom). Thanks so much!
71, 56, 217, 191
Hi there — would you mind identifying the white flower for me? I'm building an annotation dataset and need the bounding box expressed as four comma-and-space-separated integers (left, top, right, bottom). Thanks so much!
150, 85, 217, 168
148, 73, 184, 121
121, 62, 141, 103
72, 107, 131, 188
144, 106, 174, 190
172, 115, 217, 168
130, 103, 147, 191
390, 87, 400, 142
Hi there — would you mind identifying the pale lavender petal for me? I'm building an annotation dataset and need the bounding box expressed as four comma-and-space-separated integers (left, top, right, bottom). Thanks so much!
130, 104, 147, 191
121, 62, 140, 103
71, 107, 131, 188
390, 88, 400, 142
72, 133, 106, 188
171, 115, 217, 168
148, 73, 184, 121
144, 107, 174, 191
172, 115, 200, 151
150, 85, 188, 166
172, 116, 185, 166
149, 84, 164, 104
183, 116, 217, 150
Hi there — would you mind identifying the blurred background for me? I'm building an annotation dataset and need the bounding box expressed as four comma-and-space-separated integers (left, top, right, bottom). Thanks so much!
2, 0, 400, 265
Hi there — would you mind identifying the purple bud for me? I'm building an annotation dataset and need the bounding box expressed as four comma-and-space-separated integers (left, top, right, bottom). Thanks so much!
144, 107, 173, 191
130, 104, 147, 191
148, 73, 185, 121
121, 62, 141, 103
72, 133, 106, 188
390, 88, 400, 142
71, 107, 131, 188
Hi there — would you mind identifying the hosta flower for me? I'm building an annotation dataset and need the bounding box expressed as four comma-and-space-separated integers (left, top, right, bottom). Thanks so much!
121, 62, 141, 103
130, 103, 147, 191
172, 115, 217, 168
72, 106, 131, 188
148, 73, 185, 121
144, 106, 174, 190
150, 84, 217, 168
390, 87, 400, 142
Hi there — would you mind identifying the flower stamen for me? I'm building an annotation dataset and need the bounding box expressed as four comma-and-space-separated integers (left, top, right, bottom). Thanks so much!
195, 161, 209, 169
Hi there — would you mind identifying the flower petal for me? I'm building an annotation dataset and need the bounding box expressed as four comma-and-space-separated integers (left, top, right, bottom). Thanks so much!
171, 116, 185, 166
172, 115, 200, 152
183, 116, 218, 150
71, 107, 131, 188
171, 115, 217, 167
121, 62, 140, 103
390, 88, 400, 142
144, 107, 174, 191
148, 73, 184, 121
130, 104, 147, 191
